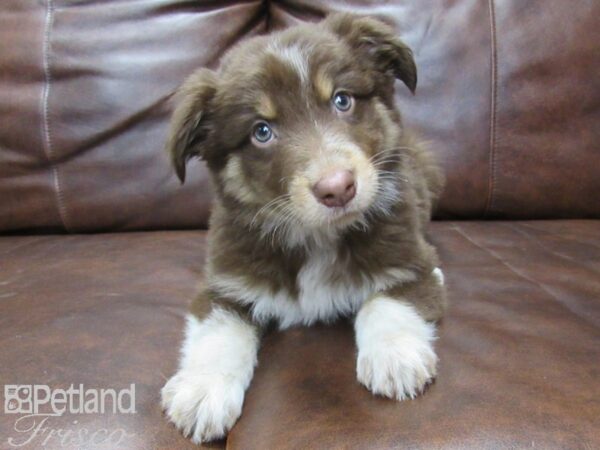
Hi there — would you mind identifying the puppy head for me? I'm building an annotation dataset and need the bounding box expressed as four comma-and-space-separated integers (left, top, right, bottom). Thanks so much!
166, 13, 416, 241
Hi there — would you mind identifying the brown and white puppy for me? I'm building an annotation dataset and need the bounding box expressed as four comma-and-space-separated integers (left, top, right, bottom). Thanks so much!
161, 13, 446, 444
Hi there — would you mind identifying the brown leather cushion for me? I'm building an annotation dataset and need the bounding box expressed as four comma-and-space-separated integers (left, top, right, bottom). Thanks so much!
1, 1, 599, 232
228, 221, 600, 449
0, 231, 207, 449
1, 221, 598, 449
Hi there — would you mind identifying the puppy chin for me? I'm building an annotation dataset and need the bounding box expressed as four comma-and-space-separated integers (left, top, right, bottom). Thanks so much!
325, 208, 363, 227
317, 203, 365, 227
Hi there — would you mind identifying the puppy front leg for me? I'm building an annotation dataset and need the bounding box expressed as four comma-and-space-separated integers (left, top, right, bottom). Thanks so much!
161, 301, 259, 444
355, 267, 446, 401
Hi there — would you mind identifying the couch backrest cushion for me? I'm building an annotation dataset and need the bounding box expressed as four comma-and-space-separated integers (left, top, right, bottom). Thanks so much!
0, 0, 266, 232
1, 0, 598, 232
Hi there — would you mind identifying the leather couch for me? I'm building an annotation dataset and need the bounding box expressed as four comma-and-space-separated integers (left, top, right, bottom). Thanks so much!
1, 1, 598, 449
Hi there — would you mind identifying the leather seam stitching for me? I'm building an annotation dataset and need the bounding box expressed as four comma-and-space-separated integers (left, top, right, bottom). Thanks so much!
41, 0, 71, 232
484, 0, 498, 217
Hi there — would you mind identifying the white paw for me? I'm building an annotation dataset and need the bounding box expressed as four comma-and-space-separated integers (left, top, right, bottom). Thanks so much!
432, 267, 445, 285
161, 370, 245, 444
355, 297, 438, 401
356, 331, 437, 400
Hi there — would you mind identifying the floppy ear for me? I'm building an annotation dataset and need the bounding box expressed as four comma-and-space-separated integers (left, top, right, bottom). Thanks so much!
166, 68, 217, 183
324, 13, 417, 94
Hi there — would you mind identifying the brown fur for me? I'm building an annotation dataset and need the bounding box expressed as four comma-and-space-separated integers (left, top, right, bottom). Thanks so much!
166, 13, 446, 326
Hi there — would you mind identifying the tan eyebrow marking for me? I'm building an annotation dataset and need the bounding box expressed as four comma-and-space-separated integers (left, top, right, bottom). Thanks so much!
256, 94, 277, 120
222, 155, 259, 204
314, 69, 334, 102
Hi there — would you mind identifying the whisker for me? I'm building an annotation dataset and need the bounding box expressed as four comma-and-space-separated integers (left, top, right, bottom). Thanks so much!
372, 157, 406, 166
261, 202, 293, 246
377, 174, 408, 183
278, 209, 299, 246
271, 206, 298, 247
377, 169, 408, 178
371, 146, 419, 157
250, 194, 291, 228
372, 161, 405, 169
368, 148, 407, 162
250, 198, 283, 226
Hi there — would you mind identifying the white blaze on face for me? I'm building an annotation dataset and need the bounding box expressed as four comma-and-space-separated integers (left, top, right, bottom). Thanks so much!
267, 42, 310, 86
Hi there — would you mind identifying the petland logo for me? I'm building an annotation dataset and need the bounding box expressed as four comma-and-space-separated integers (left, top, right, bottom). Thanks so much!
4, 384, 136, 415
3, 384, 136, 448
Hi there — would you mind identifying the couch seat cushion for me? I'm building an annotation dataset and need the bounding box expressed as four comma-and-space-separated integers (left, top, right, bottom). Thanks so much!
228, 221, 600, 449
0, 231, 205, 449
0, 221, 598, 449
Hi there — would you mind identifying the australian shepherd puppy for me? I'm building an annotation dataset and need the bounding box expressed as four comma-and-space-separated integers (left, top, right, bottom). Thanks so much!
161, 13, 447, 444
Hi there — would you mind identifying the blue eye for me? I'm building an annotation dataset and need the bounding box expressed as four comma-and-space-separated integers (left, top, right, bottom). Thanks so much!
253, 122, 273, 144
333, 92, 353, 112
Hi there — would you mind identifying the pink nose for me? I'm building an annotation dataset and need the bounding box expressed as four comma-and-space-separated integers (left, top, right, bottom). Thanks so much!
312, 170, 356, 208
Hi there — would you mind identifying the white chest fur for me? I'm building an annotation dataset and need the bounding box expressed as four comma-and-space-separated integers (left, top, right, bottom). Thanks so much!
209, 244, 416, 329
295, 245, 361, 324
